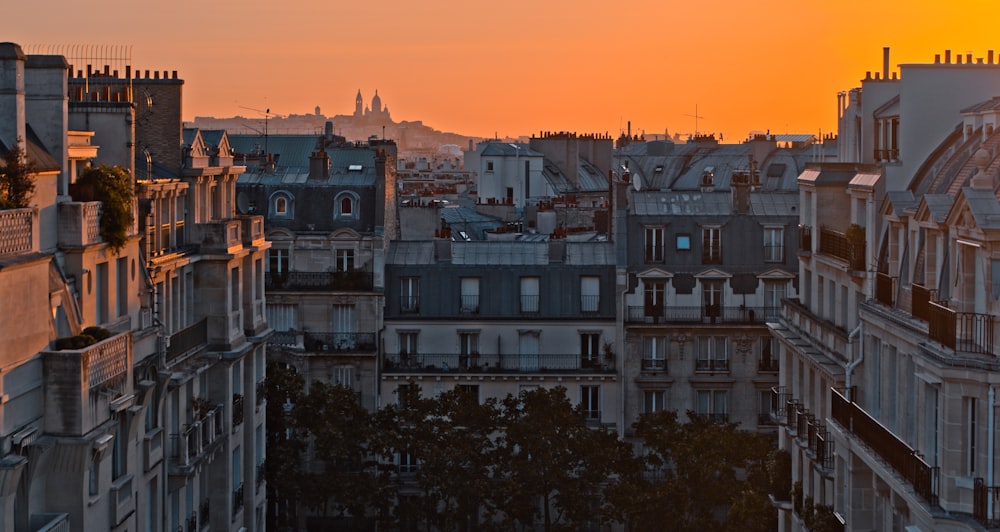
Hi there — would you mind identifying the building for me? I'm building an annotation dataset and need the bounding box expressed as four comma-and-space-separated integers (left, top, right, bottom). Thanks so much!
772, 48, 1000, 531
233, 124, 398, 413
0, 42, 268, 532
615, 133, 824, 435
381, 238, 622, 430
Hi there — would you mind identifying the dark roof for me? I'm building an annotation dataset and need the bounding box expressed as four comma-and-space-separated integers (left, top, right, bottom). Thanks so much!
0, 125, 60, 173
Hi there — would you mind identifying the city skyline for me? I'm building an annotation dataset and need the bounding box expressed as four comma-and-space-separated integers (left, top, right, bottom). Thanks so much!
8, 0, 1000, 140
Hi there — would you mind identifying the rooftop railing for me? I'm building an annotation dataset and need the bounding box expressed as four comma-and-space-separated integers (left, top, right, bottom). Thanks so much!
626, 305, 777, 324
927, 301, 995, 355
875, 272, 895, 307
818, 227, 865, 270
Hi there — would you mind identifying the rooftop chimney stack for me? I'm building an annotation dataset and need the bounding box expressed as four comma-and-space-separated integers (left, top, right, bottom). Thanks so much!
883, 46, 890, 80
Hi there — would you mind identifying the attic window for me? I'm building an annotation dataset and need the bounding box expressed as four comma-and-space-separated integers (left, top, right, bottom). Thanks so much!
767, 164, 786, 178
348, 165, 363, 172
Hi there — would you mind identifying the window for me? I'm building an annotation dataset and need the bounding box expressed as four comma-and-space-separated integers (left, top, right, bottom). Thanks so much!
644, 390, 666, 414
486, 161, 494, 172
676, 233, 691, 251
398, 449, 419, 474
702, 226, 721, 264
398, 331, 418, 367
457, 384, 480, 404
581, 276, 600, 313
696, 390, 728, 423
460, 277, 480, 313
96, 262, 108, 324
268, 248, 289, 275
335, 249, 355, 272
966, 397, 977, 475
400, 277, 420, 312
231, 267, 240, 312
117, 257, 128, 317
764, 226, 784, 262
332, 304, 355, 349
581, 332, 601, 368
645, 227, 665, 262
759, 336, 777, 372
644, 279, 665, 319
397, 382, 419, 409
276, 196, 287, 214
759, 390, 775, 425
642, 336, 667, 371
266, 304, 298, 332
520, 277, 539, 313
270, 192, 293, 218
764, 280, 786, 319
702, 280, 723, 318
459, 331, 480, 368
335, 192, 358, 218
696, 336, 728, 372
581, 385, 601, 421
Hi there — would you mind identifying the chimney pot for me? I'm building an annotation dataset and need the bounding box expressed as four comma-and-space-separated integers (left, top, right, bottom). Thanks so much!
945, 50, 952, 63
967, 53, 973, 63
172, 70, 177, 79
154, 71, 159, 79
989, 50, 995, 64
935, 54, 941, 63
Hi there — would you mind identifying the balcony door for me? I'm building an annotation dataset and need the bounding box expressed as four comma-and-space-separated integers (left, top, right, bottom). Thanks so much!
332, 304, 355, 350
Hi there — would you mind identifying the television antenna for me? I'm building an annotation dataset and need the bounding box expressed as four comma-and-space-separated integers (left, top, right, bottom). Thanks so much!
239, 105, 272, 156
685, 105, 705, 136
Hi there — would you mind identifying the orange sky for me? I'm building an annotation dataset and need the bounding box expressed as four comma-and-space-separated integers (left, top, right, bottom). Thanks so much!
9, 0, 1000, 141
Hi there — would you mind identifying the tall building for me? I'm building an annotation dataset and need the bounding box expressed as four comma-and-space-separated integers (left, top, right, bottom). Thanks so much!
773, 48, 1000, 531
233, 124, 397, 412
615, 133, 826, 434
0, 42, 268, 532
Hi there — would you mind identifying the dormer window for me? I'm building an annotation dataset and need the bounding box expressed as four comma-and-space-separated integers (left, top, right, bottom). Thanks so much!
269, 191, 294, 219
335, 192, 360, 219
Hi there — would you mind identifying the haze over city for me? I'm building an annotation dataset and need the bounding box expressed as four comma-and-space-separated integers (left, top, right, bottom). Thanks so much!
9, 0, 1000, 140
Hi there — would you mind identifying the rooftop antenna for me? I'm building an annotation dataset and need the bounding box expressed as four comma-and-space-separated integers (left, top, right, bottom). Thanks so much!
239, 104, 271, 156
685, 104, 705, 136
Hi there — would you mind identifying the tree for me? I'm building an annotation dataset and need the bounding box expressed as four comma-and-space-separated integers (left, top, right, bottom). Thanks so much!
616, 410, 777, 531
264, 362, 306, 532
0, 140, 36, 209
492, 386, 634, 532
293, 381, 385, 523
77, 164, 134, 254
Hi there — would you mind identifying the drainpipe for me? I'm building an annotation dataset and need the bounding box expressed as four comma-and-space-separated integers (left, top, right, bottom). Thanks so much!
989, 385, 996, 517
844, 322, 863, 399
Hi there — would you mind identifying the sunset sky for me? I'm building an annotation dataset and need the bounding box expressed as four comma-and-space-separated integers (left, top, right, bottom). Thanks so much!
9, 0, 1000, 140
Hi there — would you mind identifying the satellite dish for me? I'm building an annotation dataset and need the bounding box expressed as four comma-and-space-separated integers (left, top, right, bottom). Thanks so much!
236, 192, 250, 214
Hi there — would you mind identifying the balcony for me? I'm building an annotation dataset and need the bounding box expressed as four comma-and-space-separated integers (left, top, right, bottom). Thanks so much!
973, 478, 1000, 528
875, 272, 895, 307
238, 214, 265, 246
817, 227, 865, 270
383, 352, 615, 374
911, 283, 937, 322
831, 388, 938, 506
303, 332, 376, 353
695, 358, 729, 373
265, 271, 374, 291
693, 412, 729, 424
641, 357, 667, 372
166, 319, 208, 363
626, 305, 776, 324
927, 301, 995, 355
110, 474, 134, 526
0, 207, 35, 256
143, 428, 164, 472
57, 201, 102, 247
191, 218, 242, 254
44, 331, 131, 435
758, 357, 780, 373
769, 386, 792, 424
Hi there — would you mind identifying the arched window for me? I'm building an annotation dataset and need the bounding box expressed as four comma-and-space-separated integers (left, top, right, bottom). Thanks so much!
269, 191, 294, 219
334, 192, 359, 219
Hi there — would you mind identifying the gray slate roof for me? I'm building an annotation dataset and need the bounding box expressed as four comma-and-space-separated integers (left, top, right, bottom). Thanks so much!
962, 187, 1000, 229
630, 191, 798, 217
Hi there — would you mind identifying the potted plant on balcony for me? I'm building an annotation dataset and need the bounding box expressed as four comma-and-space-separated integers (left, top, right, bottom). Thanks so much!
0, 141, 36, 209
77, 164, 134, 254
53, 326, 112, 350
845, 223, 866, 270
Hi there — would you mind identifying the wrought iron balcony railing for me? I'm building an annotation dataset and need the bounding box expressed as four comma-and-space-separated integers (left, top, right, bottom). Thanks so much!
166, 319, 208, 363
303, 332, 377, 353
974, 478, 1000, 528
265, 271, 374, 291
927, 301, 995, 355
626, 305, 777, 324
384, 352, 615, 374
831, 388, 938, 506
695, 358, 729, 373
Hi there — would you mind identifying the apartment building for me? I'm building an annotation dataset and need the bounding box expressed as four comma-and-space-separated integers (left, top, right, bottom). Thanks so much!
772, 48, 1000, 531
0, 43, 268, 532
381, 239, 622, 431
233, 126, 397, 412
615, 133, 819, 434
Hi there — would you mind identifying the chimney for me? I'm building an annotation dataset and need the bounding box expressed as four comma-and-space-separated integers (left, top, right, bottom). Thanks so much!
731, 172, 751, 215
0, 43, 28, 154
945, 50, 952, 63
989, 50, 995, 64
308, 150, 329, 179
883, 46, 890, 80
